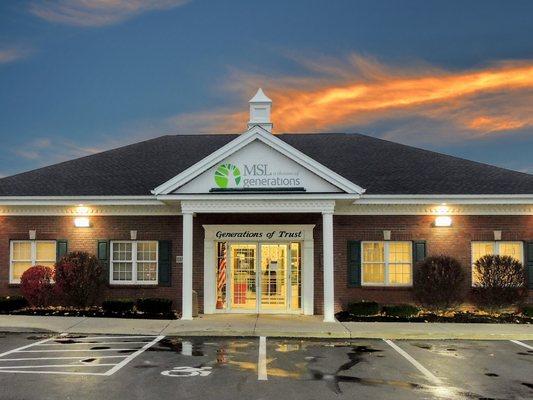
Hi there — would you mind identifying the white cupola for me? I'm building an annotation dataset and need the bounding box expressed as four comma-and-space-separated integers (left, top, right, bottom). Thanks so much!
248, 88, 273, 132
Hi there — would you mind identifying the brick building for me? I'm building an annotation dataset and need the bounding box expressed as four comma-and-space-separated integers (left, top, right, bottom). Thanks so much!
0, 89, 532, 321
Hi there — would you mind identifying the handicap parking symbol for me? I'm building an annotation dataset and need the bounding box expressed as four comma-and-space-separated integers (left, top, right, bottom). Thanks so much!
161, 366, 212, 377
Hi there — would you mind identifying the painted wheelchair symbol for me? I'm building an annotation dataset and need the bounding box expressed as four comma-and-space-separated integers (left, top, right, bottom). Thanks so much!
161, 366, 212, 377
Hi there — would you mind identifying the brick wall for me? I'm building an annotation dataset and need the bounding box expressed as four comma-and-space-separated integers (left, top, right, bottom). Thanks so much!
0, 214, 531, 314
333, 215, 533, 312
0, 215, 182, 307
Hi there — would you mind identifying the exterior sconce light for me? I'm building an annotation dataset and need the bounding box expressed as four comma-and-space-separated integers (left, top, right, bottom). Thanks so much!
435, 216, 452, 227
74, 205, 90, 227
74, 217, 90, 228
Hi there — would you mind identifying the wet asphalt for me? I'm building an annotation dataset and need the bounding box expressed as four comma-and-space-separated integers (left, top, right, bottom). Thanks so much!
0, 333, 531, 400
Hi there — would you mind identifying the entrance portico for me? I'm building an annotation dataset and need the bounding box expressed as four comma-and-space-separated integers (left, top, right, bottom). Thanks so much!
153, 90, 365, 322
180, 200, 336, 321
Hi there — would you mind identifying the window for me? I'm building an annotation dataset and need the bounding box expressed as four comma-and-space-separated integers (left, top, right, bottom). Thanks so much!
10, 241, 57, 284
361, 241, 412, 286
471, 241, 523, 285
110, 241, 158, 284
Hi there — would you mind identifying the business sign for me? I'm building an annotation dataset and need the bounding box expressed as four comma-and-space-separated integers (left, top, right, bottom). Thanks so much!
215, 229, 303, 240
213, 162, 301, 189
174, 140, 341, 194
204, 225, 315, 242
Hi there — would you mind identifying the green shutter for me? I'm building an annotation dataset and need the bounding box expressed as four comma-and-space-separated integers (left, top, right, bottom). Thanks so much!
56, 240, 68, 262
413, 241, 427, 264
526, 242, 533, 290
97, 240, 110, 281
347, 241, 361, 287
158, 241, 172, 286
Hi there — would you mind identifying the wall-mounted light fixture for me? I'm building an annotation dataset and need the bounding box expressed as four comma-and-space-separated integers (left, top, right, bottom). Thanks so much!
74, 217, 90, 228
74, 204, 90, 227
435, 216, 452, 227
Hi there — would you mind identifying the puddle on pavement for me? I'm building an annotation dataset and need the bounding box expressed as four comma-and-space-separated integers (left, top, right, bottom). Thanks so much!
26, 335, 50, 340
118, 349, 136, 353
517, 352, 533, 356
90, 346, 110, 350
81, 358, 96, 363
522, 383, 533, 390
485, 373, 499, 377
148, 338, 204, 356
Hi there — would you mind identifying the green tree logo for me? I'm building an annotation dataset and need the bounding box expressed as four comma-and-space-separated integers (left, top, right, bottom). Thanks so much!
214, 163, 241, 188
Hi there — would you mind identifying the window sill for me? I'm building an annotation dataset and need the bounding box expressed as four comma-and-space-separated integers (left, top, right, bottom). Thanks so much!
359, 285, 413, 290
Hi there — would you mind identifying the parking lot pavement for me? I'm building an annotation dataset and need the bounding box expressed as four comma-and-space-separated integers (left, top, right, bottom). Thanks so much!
0, 333, 531, 399
0, 333, 163, 376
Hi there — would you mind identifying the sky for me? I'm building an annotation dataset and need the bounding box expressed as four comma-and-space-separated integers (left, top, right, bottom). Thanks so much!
1, 0, 533, 178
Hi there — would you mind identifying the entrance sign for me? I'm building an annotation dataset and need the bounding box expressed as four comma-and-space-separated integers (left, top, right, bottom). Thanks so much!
174, 140, 342, 194
215, 229, 303, 241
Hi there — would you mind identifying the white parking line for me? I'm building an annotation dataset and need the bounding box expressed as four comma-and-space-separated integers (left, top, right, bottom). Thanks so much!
258, 336, 268, 381
383, 339, 442, 385
18, 348, 143, 353
510, 340, 533, 351
0, 355, 127, 362
0, 364, 117, 370
37, 341, 150, 346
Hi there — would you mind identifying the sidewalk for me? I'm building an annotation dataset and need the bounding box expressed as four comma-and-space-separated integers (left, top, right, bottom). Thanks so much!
0, 314, 531, 340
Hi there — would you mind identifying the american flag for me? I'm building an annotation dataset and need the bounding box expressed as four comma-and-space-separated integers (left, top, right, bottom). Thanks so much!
217, 242, 227, 295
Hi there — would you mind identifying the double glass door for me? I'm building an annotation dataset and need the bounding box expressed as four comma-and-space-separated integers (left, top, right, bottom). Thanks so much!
225, 243, 301, 312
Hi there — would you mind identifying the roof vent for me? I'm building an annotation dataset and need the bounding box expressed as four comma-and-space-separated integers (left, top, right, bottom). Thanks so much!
248, 88, 272, 132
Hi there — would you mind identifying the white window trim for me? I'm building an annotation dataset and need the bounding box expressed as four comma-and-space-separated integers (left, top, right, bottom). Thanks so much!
109, 241, 158, 285
471, 241, 524, 286
361, 241, 413, 287
9, 240, 57, 284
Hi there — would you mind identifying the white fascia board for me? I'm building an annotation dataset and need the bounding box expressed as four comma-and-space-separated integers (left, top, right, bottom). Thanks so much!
356, 194, 533, 205
152, 127, 365, 195
157, 193, 361, 201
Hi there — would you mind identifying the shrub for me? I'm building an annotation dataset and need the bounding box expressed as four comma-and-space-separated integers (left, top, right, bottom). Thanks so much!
472, 254, 527, 312
381, 304, 419, 317
346, 301, 380, 316
0, 296, 28, 312
413, 255, 466, 310
102, 299, 135, 313
55, 252, 103, 308
136, 298, 172, 314
20, 266, 55, 307
522, 305, 533, 317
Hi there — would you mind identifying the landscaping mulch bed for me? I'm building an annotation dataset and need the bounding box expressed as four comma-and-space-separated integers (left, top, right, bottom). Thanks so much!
335, 311, 533, 324
3, 308, 178, 320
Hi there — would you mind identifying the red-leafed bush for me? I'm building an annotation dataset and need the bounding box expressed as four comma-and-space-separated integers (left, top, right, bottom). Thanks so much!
55, 252, 103, 308
20, 266, 55, 307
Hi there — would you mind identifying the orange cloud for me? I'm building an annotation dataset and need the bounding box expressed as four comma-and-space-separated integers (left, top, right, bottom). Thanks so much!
170, 55, 533, 142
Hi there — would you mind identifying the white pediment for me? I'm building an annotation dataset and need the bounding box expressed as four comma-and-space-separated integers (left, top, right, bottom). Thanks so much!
152, 127, 365, 195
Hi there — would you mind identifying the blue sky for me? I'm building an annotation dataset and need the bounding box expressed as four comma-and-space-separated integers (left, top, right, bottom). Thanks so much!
1, 0, 532, 177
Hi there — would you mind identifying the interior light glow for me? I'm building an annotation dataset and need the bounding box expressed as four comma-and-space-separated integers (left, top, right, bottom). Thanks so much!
74, 217, 90, 228
435, 216, 452, 227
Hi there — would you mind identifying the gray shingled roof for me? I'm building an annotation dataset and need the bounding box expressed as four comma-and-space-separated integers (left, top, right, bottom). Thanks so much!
0, 133, 532, 196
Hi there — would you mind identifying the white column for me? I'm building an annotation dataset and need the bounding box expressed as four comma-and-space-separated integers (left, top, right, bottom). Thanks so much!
182, 212, 194, 320
322, 211, 335, 322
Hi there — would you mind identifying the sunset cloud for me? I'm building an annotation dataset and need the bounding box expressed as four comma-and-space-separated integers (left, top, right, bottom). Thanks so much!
169, 55, 533, 143
29, 0, 190, 27
0, 46, 32, 65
